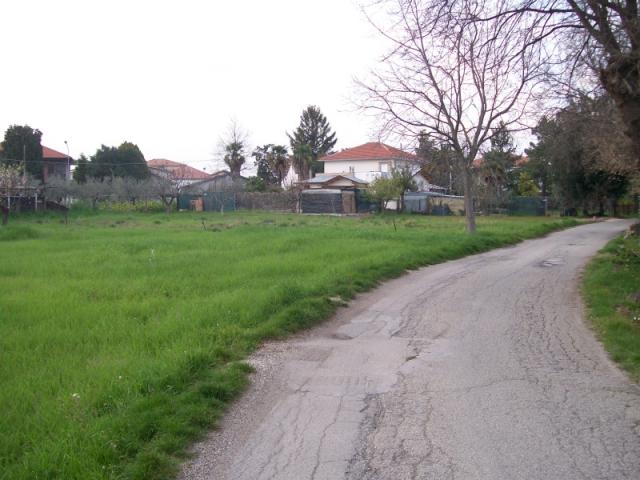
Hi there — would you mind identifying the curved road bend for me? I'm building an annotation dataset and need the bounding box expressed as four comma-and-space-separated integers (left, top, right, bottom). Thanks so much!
181, 219, 640, 480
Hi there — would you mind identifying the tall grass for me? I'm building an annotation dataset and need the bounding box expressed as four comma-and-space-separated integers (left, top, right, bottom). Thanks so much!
0, 212, 578, 479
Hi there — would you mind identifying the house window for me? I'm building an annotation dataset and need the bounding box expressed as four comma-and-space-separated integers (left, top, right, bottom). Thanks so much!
379, 162, 390, 173
348, 166, 355, 175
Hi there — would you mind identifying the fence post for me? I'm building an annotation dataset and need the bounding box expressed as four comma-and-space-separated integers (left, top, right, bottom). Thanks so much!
1, 205, 8, 226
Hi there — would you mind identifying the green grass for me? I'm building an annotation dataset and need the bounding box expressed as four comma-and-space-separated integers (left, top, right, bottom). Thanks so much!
583, 230, 640, 381
0, 211, 579, 479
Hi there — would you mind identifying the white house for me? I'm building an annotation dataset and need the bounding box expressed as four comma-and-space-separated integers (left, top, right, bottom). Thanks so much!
320, 142, 418, 183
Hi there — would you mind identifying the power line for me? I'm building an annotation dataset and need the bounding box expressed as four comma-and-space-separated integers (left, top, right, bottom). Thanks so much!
0, 157, 218, 167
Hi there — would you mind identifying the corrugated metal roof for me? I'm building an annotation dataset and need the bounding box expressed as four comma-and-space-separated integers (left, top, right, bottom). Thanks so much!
302, 174, 368, 185
301, 188, 343, 194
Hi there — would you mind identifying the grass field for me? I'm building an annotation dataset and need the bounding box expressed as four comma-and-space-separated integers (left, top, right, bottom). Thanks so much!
0, 211, 579, 479
583, 230, 640, 381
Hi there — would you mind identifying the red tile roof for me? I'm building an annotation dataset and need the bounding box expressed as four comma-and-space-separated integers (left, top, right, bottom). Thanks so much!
42, 146, 69, 159
147, 159, 211, 180
320, 142, 417, 162
473, 155, 529, 168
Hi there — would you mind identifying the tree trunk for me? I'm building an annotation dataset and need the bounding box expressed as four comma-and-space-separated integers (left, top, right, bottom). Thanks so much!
161, 196, 174, 213
463, 168, 476, 233
600, 58, 640, 161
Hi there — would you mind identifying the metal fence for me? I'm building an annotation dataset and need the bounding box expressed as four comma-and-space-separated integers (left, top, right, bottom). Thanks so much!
236, 191, 298, 212
177, 191, 552, 217
507, 196, 546, 216
178, 192, 237, 212
178, 191, 300, 213
404, 192, 466, 215
355, 189, 378, 213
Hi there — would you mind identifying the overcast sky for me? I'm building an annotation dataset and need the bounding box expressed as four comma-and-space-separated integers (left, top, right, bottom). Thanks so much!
1, 0, 387, 172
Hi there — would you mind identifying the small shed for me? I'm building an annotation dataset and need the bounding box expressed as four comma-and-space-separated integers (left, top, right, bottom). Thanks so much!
300, 189, 344, 214
300, 174, 368, 190
299, 174, 368, 214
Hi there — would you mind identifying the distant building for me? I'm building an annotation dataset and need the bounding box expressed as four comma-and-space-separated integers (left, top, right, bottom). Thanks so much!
182, 170, 247, 194
298, 174, 369, 214
0, 144, 73, 182
320, 142, 418, 183
298, 173, 368, 190
147, 158, 211, 185
42, 146, 73, 182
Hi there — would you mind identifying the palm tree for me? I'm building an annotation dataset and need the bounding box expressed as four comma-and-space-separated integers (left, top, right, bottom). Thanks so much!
269, 145, 289, 187
291, 144, 313, 181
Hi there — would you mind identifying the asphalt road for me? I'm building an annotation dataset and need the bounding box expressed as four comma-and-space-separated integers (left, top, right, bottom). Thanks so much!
181, 219, 640, 480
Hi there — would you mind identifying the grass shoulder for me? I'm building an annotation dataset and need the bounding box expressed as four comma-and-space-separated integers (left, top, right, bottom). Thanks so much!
583, 227, 640, 381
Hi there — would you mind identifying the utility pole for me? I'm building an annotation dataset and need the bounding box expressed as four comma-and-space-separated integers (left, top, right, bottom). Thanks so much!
64, 140, 70, 181
22, 143, 26, 183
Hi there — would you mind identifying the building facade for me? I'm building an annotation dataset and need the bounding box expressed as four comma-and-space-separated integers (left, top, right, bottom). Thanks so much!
321, 142, 417, 183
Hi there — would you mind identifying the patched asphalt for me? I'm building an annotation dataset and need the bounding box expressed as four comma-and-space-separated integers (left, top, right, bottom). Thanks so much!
181, 219, 640, 480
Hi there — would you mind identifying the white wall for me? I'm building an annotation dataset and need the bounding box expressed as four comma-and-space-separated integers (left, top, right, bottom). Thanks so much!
413, 174, 435, 191
324, 159, 412, 182
282, 165, 299, 188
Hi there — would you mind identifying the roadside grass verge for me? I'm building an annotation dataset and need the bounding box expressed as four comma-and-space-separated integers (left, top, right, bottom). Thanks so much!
0, 212, 579, 479
583, 229, 640, 381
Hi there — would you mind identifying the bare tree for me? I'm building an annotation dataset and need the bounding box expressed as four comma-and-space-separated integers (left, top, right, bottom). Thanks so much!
476, 1, 640, 159
359, 0, 547, 232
